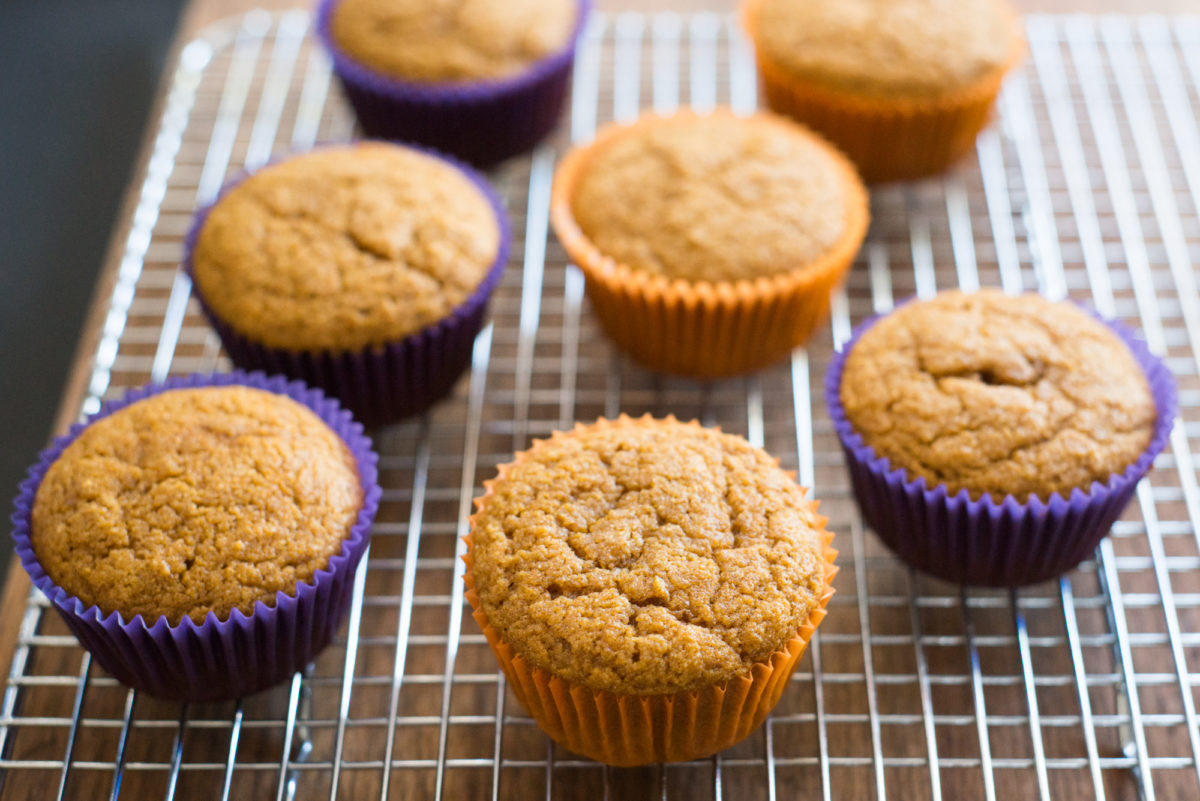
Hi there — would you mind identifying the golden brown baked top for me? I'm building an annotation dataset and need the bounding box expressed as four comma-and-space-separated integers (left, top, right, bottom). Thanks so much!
31, 386, 363, 625
753, 0, 1020, 98
568, 111, 853, 284
330, 0, 577, 82
470, 417, 828, 695
192, 143, 500, 352
839, 290, 1157, 501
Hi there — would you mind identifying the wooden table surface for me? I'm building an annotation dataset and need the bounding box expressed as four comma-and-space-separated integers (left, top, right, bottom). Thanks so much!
0, 1, 1194, 799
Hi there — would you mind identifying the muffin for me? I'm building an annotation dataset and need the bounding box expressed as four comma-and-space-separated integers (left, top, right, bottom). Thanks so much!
466, 416, 837, 765
185, 142, 509, 425
743, 0, 1024, 182
550, 109, 868, 378
826, 290, 1175, 586
11, 372, 381, 701
317, 0, 589, 165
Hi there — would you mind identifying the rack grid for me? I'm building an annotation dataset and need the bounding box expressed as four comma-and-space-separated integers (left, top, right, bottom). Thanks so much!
2, 9, 1200, 800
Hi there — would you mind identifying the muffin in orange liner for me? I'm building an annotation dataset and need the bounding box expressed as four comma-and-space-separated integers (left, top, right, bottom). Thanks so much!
550, 109, 868, 379
463, 415, 838, 766
741, 0, 1025, 183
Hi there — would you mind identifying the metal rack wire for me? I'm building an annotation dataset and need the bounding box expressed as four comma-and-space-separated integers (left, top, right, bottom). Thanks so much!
1, 9, 1199, 800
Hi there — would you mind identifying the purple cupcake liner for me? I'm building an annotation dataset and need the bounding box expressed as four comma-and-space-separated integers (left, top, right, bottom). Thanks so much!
11, 371, 382, 701
183, 143, 511, 428
315, 0, 591, 166
825, 301, 1177, 587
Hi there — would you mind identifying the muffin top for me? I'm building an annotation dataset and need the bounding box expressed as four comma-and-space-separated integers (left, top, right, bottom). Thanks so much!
191, 143, 501, 352
752, 0, 1020, 98
31, 386, 363, 624
470, 417, 829, 695
567, 111, 857, 284
329, 0, 578, 83
839, 290, 1157, 501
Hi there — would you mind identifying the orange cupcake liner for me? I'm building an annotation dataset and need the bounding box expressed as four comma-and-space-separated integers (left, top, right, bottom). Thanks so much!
550, 109, 869, 380
463, 415, 839, 766
741, 0, 1025, 183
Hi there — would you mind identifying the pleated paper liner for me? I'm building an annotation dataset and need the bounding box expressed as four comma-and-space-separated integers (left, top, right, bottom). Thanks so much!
183, 143, 511, 428
11, 371, 382, 701
463, 416, 838, 766
741, 0, 1025, 183
315, 0, 591, 166
550, 109, 869, 380
825, 304, 1177, 587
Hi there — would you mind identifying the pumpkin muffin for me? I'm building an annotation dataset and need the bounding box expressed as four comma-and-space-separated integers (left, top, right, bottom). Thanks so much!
186, 142, 509, 424
31, 386, 362, 624
12, 372, 380, 701
839, 290, 1156, 501
743, 0, 1024, 181
317, 0, 588, 163
551, 109, 868, 378
466, 416, 837, 764
827, 290, 1175, 586
192, 143, 500, 353
328, 0, 577, 83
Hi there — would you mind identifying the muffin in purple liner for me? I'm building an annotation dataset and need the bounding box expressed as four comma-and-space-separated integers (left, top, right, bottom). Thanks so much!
11, 371, 381, 701
184, 141, 510, 427
825, 290, 1176, 587
315, 0, 590, 166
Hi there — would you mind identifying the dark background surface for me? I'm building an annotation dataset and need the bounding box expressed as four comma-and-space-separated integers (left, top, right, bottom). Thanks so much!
0, 0, 186, 575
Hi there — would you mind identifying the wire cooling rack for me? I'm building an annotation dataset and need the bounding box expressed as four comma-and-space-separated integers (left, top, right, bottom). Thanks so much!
2, 9, 1200, 801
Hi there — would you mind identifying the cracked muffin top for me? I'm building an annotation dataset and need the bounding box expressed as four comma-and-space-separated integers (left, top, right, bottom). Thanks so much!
31, 386, 363, 625
567, 110, 857, 284
329, 0, 578, 83
469, 416, 829, 695
839, 289, 1157, 501
752, 0, 1020, 98
191, 142, 501, 351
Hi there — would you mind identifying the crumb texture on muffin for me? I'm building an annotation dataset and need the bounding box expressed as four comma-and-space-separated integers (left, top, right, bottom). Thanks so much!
192, 143, 500, 351
839, 289, 1157, 501
754, 0, 1019, 97
570, 111, 849, 284
470, 418, 828, 695
330, 0, 577, 82
31, 386, 363, 624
